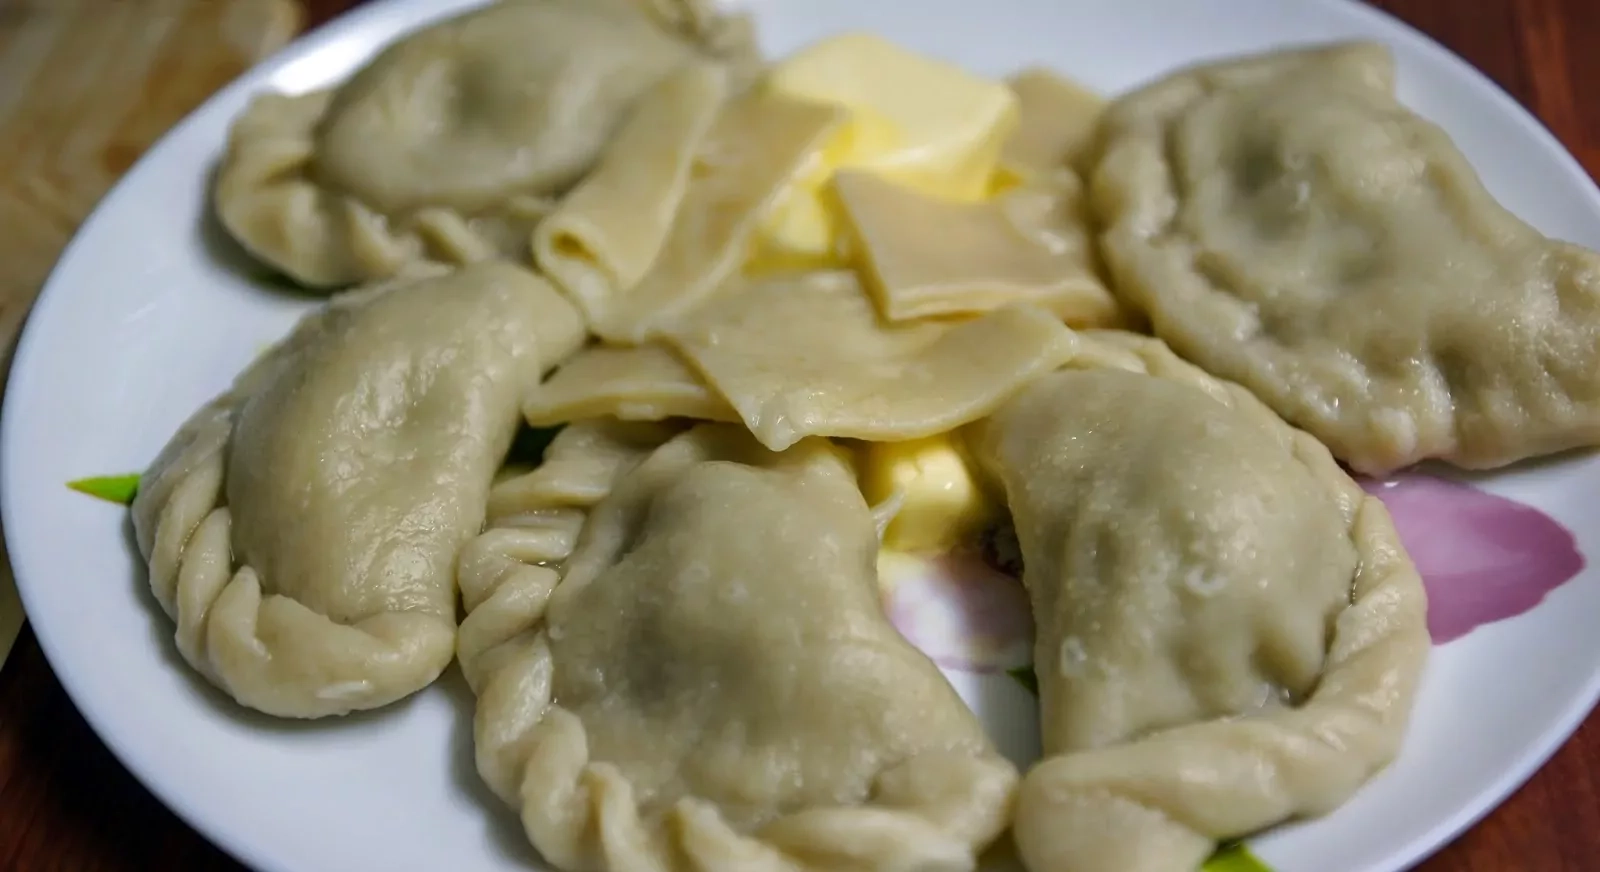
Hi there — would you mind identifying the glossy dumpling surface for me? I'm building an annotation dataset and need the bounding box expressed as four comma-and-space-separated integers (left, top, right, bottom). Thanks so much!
215, 0, 752, 288
130, 262, 584, 717
484, 417, 685, 524
972, 339, 1356, 752
457, 417, 678, 693
461, 425, 1017, 871
969, 331, 1428, 872
1091, 42, 1600, 475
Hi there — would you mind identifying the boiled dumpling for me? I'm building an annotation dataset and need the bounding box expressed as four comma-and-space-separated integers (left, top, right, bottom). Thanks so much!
967, 331, 1428, 872
459, 425, 1017, 871
459, 417, 679, 692
215, 0, 755, 288
665, 270, 1078, 450
482, 417, 684, 526
460, 417, 687, 742
131, 262, 585, 717
973, 332, 1362, 752
1090, 41, 1600, 475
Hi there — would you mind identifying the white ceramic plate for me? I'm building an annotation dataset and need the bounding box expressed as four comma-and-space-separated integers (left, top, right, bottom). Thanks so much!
7, 0, 1600, 870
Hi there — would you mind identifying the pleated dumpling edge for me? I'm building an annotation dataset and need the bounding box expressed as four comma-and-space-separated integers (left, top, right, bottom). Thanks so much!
214, 0, 758, 289
964, 330, 1429, 872
462, 424, 1018, 872
131, 262, 585, 718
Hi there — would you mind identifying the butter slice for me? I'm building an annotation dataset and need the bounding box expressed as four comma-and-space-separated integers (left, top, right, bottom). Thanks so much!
859, 434, 999, 554
754, 32, 1018, 264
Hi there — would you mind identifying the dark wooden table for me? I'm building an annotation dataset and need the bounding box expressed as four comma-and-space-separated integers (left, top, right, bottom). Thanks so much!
3, 0, 1599, 869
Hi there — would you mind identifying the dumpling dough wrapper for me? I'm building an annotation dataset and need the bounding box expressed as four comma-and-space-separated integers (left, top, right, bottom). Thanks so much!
665, 270, 1078, 451
215, 0, 755, 288
968, 330, 1428, 872
533, 62, 732, 329
1090, 42, 1600, 475
522, 342, 739, 428
1000, 67, 1106, 178
131, 262, 584, 717
561, 93, 848, 343
458, 424, 1017, 872
461, 417, 682, 692
834, 170, 1117, 325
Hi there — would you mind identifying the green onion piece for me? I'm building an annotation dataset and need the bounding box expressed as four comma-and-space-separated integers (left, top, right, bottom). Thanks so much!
67, 473, 141, 506
1007, 665, 1038, 694
1203, 842, 1272, 872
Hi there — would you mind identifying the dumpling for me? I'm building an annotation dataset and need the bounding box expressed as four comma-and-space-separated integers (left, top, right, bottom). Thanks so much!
521, 342, 738, 427
130, 262, 585, 717
973, 334, 1357, 752
459, 424, 1017, 871
967, 331, 1428, 872
1090, 41, 1600, 475
483, 418, 686, 524
459, 417, 679, 692
664, 270, 1078, 450
834, 169, 1116, 324
215, 0, 755, 288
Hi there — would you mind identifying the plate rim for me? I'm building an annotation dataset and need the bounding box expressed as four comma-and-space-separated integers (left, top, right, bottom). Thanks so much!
4, 0, 1600, 870
0, 3, 472, 870
1208, 0, 1600, 863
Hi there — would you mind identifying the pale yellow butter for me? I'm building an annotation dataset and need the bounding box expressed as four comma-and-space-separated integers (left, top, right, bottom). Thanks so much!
753, 32, 1018, 265
859, 434, 999, 554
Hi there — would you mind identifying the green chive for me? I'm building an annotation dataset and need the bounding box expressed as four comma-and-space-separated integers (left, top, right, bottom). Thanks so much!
1007, 665, 1038, 694
1203, 842, 1273, 872
67, 473, 141, 506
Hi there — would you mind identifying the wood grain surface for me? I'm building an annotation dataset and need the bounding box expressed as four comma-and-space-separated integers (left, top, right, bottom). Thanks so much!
0, 0, 299, 347
0, 0, 301, 670
1, 0, 1598, 870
